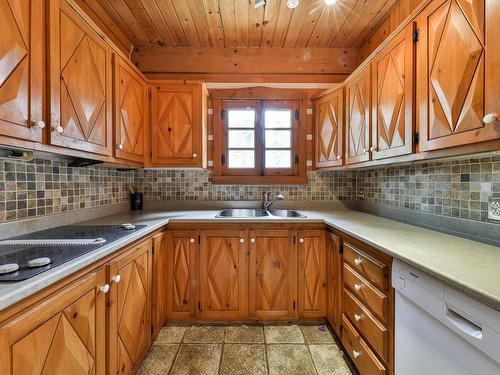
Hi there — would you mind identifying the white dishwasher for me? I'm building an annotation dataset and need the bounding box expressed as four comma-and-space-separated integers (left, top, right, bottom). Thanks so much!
392, 259, 500, 375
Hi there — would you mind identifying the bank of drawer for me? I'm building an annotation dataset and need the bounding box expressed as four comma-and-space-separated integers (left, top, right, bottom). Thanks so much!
341, 315, 386, 375
343, 264, 387, 323
344, 243, 388, 291
343, 288, 388, 362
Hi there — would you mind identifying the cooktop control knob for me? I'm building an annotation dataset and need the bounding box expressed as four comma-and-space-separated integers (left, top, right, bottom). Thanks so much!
94, 237, 106, 244
121, 223, 136, 230
28, 257, 51, 268
0, 263, 19, 274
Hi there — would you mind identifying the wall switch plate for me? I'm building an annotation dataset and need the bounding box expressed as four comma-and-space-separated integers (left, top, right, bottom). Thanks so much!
488, 194, 500, 221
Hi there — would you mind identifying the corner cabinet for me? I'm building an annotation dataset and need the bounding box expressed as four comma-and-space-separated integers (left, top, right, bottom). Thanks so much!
314, 88, 344, 168
48, 0, 113, 156
416, 0, 499, 151
0, 268, 107, 375
345, 65, 371, 165
150, 83, 208, 168
0, 0, 44, 144
113, 55, 148, 163
371, 24, 414, 160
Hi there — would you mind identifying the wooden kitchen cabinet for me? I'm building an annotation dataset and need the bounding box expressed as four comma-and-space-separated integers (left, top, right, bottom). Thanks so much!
150, 83, 207, 167
107, 239, 152, 375
199, 230, 248, 319
371, 24, 414, 160
0, 0, 44, 144
314, 88, 344, 168
249, 230, 296, 319
326, 232, 342, 337
416, 0, 499, 151
113, 55, 148, 163
297, 230, 327, 318
151, 232, 167, 340
48, 0, 113, 156
345, 65, 371, 165
0, 268, 107, 375
165, 230, 198, 320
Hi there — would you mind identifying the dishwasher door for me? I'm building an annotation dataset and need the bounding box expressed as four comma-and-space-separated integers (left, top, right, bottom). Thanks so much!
393, 259, 500, 375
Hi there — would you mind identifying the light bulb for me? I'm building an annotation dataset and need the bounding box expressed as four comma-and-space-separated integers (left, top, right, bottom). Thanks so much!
287, 0, 299, 8
325, 0, 337, 4
254, 0, 265, 8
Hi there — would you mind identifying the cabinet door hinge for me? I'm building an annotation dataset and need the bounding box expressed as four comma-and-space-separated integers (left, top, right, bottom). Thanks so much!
149, 91, 152, 99
293, 236, 296, 244
198, 302, 201, 311
221, 109, 225, 119
295, 109, 300, 120
293, 301, 296, 310
339, 243, 343, 255
198, 235, 201, 244
294, 154, 299, 164
413, 28, 420, 42
221, 154, 226, 166
151, 325, 154, 334
413, 132, 420, 145
152, 246, 155, 255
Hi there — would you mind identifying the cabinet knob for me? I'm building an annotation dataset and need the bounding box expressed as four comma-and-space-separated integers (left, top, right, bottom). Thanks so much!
190, 238, 195, 243
370, 146, 374, 152
100, 284, 110, 294
250, 238, 255, 243
116, 144, 124, 150
354, 313, 362, 321
33, 120, 45, 129
483, 113, 498, 124
299, 238, 304, 243
354, 258, 362, 266
53, 125, 64, 134
354, 283, 362, 291
112, 275, 121, 283
337, 155, 341, 160
192, 153, 197, 158
239, 238, 245, 243
362, 148, 367, 153
352, 350, 361, 359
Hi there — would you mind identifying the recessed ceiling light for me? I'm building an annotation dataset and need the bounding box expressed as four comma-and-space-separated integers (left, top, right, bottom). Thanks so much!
325, 0, 337, 4
254, 0, 265, 8
287, 0, 299, 8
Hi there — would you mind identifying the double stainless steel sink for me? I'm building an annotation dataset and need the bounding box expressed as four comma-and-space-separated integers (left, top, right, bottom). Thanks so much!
215, 208, 307, 218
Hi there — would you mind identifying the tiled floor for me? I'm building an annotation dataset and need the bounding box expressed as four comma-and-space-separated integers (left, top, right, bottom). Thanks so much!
139, 324, 353, 375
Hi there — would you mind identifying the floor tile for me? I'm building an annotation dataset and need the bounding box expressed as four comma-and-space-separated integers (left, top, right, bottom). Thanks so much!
309, 345, 352, 375
154, 326, 186, 344
265, 325, 304, 343
183, 325, 225, 343
225, 325, 265, 343
267, 344, 316, 375
170, 344, 222, 375
301, 325, 335, 344
220, 344, 267, 375
137, 344, 178, 375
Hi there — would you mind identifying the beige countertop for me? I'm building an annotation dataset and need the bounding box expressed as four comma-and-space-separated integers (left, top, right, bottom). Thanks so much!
1, 208, 499, 313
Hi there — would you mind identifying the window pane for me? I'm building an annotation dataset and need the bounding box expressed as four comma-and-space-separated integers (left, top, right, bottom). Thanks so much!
228, 150, 255, 168
265, 110, 291, 128
228, 130, 254, 148
265, 130, 291, 148
265, 150, 291, 168
228, 109, 255, 128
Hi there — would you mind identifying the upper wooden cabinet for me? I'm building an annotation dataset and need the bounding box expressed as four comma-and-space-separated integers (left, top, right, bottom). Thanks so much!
48, 0, 113, 155
113, 55, 148, 163
345, 65, 371, 165
314, 89, 344, 168
371, 25, 414, 160
0, 0, 44, 144
150, 83, 207, 167
416, 0, 499, 151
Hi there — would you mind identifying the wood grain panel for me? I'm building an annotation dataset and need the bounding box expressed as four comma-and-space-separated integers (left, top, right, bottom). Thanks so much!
326, 232, 342, 337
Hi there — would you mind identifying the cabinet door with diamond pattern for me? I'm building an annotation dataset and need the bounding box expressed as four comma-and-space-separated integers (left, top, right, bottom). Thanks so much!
107, 240, 152, 375
372, 25, 414, 160
297, 230, 327, 318
314, 89, 344, 168
416, 0, 498, 151
114, 56, 147, 163
0, 0, 43, 143
0, 268, 106, 375
48, 0, 112, 155
249, 230, 296, 319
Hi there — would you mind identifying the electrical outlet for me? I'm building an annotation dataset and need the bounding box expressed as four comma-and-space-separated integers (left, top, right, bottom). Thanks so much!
488, 194, 500, 221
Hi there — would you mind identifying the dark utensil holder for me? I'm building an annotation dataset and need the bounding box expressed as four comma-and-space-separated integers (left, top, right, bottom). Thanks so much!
130, 192, 143, 211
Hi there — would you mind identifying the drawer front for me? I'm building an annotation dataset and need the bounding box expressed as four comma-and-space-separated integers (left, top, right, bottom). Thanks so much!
343, 288, 388, 362
344, 243, 388, 291
342, 315, 386, 375
343, 264, 387, 323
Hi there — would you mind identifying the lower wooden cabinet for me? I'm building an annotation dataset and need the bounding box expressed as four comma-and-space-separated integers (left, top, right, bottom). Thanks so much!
0, 268, 107, 375
151, 232, 168, 339
326, 232, 342, 336
107, 239, 152, 375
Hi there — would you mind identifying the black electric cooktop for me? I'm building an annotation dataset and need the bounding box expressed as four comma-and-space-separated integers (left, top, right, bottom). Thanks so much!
0, 224, 146, 281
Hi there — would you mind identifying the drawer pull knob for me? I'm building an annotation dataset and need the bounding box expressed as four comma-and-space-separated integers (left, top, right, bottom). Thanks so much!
353, 350, 361, 358
354, 283, 363, 291
250, 238, 255, 243
100, 284, 110, 294
483, 113, 498, 124
354, 314, 362, 321
354, 258, 362, 266
337, 155, 341, 160
193, 153, 197, 158
112, 275, 121, 283
240, 238, 245, 243
190, 238, 195, 243
33, 120, 46, 129
53, 125, 64, 134
117, 144, 124, 150
299, 238, 304, 243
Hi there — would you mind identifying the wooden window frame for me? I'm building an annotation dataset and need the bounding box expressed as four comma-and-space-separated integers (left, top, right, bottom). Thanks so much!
213, 89, 307, 185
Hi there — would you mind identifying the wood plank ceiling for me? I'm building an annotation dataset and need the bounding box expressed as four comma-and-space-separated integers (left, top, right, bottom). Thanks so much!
78, 0, 399, 50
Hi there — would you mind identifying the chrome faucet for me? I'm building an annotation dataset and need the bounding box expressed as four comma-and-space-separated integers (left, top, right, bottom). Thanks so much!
263, 191, 284, 210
